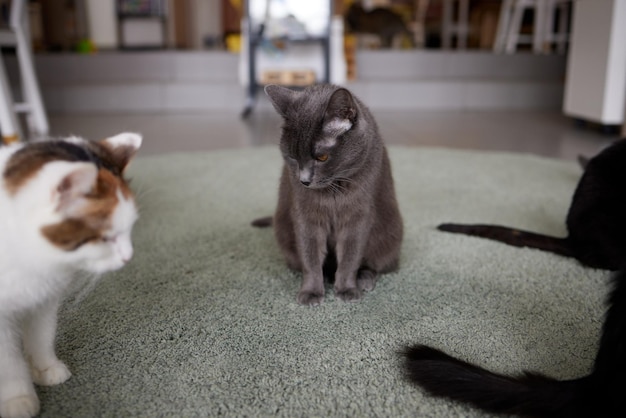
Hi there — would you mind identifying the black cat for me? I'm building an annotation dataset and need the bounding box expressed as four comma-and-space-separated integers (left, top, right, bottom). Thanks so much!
344, 1, 414, 48
438, 139, 626, 271
402, 269, 626, 417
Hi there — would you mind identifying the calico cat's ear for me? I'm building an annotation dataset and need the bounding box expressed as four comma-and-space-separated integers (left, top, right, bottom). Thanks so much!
323, 88, 357, 136
100, 132, 142, 172
48, 161, 99, 214
265, 85, 297, 117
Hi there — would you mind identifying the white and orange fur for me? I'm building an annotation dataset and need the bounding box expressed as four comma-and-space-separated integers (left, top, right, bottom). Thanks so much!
0, 132, 142, 418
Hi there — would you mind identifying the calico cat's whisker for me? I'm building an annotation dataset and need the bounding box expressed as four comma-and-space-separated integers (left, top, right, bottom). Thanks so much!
130, 184, 160, 201
66, 271, 102, 308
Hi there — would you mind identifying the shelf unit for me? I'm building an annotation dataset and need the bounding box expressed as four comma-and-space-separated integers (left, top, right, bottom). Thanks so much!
117, 0, 167, 49
241, 0, 333, 118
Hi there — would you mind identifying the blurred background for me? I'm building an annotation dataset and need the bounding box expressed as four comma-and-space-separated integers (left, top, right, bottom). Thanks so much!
0, 0, 623, 159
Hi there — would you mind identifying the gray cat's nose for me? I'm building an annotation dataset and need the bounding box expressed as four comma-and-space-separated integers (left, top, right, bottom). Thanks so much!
299, 168, 312, 186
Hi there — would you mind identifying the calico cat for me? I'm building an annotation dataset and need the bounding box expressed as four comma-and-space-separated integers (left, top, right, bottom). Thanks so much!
253, 84, 403, 306
402, 269, 626, 417
438, 139, 626, 271
0, 133, 142, 418
345, 1, 414, 48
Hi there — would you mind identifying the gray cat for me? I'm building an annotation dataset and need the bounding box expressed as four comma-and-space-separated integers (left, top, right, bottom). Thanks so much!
253, 84, 403, 306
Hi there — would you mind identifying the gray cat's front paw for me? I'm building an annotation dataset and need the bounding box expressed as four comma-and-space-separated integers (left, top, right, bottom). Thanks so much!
31, 361, 71, 386
335, 287, 362, 303
297, 291, 324, 306
357, 277, 376, 292
0, 394, 40, 418
357, 269, 378, 292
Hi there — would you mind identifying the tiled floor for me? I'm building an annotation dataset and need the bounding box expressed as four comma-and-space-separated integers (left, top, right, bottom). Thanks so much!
48, 104, 619, 162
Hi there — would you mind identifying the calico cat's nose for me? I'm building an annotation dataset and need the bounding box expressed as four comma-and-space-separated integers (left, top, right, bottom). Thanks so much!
300, 180, 311, 187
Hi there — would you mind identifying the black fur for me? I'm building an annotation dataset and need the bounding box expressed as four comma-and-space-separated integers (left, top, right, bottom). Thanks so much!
251, 216, 272, 228
3, 140, 124, 179
402, 271, 626, 417
344, 1, 414, 48
438, 224, 572, 257
437, 139, 626, 271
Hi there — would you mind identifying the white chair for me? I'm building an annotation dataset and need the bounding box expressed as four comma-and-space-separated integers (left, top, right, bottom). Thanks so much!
412, 0, 431, 48
542, 0, 570, 54
441, 0, 469, 49
494, 0, 571, 54
0, 0, 48, 144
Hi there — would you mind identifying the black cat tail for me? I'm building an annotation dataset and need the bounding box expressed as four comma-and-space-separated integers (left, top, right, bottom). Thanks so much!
402, 270, 626, 417
402, 345, 585, 417
251, 216, 273, 227
437, 223, 573, 258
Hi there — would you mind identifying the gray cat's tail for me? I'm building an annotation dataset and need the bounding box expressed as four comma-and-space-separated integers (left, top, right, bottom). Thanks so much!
437, 223, 573, 258
402, 345, 587, 417
251, 216, 273, 228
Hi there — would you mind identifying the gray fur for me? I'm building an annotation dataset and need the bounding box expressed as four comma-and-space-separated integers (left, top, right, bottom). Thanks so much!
265, 84, 403, 306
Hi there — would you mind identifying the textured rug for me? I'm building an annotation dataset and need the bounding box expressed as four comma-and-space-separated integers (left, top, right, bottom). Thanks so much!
41, 146, 608, 417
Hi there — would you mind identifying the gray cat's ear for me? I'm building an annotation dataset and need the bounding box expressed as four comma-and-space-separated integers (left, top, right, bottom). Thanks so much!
265, 85, 297, 117
323, 88, 357, 136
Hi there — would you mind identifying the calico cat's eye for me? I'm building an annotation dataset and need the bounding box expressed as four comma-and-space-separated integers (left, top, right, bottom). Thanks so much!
101, 235, 117, 243
316, 154, 329, 162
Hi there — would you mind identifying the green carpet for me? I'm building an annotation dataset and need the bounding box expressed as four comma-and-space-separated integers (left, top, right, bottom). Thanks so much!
42, 146, 607, 417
